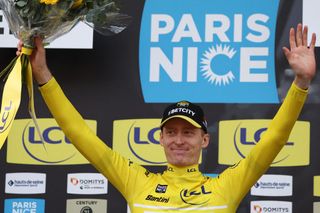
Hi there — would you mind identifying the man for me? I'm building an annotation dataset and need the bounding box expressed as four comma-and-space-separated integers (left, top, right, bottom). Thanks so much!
17, 24, 316, 212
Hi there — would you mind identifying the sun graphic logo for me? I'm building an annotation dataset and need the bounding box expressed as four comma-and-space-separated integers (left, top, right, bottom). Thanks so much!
201, 45, 236, 86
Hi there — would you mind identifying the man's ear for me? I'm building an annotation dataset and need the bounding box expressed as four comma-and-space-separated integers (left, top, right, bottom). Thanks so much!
159, 131, 164, 147
201, 133, 210, 148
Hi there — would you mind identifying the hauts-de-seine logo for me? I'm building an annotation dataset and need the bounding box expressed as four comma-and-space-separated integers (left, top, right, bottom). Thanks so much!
139, 0, 280, 103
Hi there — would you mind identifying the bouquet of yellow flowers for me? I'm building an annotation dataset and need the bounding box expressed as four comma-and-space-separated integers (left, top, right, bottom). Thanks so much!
0, 0, 130, 149
1, 0, 129, 46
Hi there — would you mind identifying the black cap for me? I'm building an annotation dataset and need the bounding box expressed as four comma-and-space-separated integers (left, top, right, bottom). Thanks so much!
160, 101, 208, 133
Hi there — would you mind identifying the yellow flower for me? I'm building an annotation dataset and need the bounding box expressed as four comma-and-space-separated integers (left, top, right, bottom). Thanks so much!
40, 0, 59, 5
72, 0, 84, 8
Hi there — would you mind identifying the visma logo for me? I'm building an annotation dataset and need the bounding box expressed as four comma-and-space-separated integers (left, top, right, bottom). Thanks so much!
113, 119, 167, 165
7, 119, 94, 165
219, 120, 310, 167
4, 199, 45, 213
140, 0, 279, 103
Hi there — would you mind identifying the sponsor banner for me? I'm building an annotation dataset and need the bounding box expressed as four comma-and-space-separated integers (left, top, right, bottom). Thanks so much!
66, 199, 107, 213
314, 176, 320, 197
113, 119, 165, 165
113, 119, 203, 165
139, 0, 279, 103
7, 119, 94, 165
251, 175, 292, 196
4, 198, 45, 213
5, 173, 46, 194
303, 0, 320, 46
219, 120, 310, 166
314, 202, 320, 213
67, 173, 108, 195
250, 201, 292, 213
0, 11, 93, 49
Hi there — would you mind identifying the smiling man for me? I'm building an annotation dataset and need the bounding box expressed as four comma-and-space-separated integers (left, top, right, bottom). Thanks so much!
17, 24, 316, 212
160, 101, 209, 167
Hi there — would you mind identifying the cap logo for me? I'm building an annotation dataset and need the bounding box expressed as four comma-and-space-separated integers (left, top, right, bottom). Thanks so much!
168, 108, 195, 116
176, 101, 190, 107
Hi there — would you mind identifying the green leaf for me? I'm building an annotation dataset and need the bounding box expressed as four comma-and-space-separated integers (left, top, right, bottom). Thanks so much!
16, 0, 28, 8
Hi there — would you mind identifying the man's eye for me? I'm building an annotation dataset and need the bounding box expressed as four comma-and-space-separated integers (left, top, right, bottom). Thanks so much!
167, 130, 174, 134
185, 131, 194, 135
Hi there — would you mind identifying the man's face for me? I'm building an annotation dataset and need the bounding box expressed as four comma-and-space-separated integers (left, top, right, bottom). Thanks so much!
160, 118, 210, 167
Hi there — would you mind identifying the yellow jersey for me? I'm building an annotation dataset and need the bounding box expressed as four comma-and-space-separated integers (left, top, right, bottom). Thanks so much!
40, 78, 307, 213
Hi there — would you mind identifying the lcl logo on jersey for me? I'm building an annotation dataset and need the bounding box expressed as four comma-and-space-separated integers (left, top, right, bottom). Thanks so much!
219, 120, 310, 167
180, 185, 212, 205
139, 0, 279, 103
6, 119, 95, 165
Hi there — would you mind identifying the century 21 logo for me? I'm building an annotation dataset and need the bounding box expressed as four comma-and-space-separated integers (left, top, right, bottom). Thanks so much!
218, 120, 310, 167
7, 119, 93, 165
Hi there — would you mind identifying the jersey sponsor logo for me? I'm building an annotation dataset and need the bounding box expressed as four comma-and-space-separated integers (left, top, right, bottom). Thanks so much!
251, 175, 292, 196
67, 173, 108, 195
250, 201, 292, 213
113, 119, 178, 165
180, 185, 212, 205
314, 176, 320, 197
139, 0, 279, 103
187, 168, 197, 173
4, 198, 45, 213
66, 199, 107, 213
145, 195, 170, 203
155, 184, 168, 193
5, 173, 46, 194
0, 11, 93, 49
167, 167, 174, 172
6, 119, 93, 165
219, 120, 310, 166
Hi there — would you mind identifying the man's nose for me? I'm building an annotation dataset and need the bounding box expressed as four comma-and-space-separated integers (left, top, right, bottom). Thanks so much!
175, 134, 184, 145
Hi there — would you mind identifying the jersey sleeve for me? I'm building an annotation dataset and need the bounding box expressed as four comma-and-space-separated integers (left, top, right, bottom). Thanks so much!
216, 83, 308, 206
39, 77, 149, 199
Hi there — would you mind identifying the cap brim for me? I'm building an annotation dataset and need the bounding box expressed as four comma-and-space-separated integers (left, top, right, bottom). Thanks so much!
160, 115, 201, 128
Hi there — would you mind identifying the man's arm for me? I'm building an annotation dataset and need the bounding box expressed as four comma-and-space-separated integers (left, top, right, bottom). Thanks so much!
215, 24, 316, 205
17, 38, 150, 199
